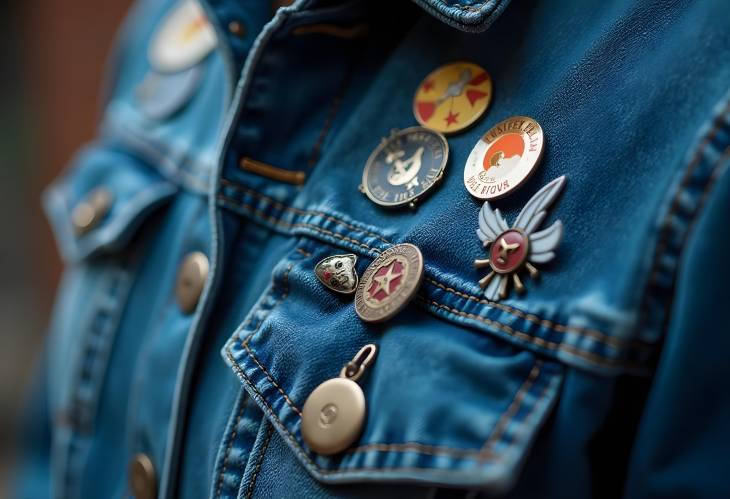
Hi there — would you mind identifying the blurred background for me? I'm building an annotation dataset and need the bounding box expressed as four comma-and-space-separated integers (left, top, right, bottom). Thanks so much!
0, 0, 131, 494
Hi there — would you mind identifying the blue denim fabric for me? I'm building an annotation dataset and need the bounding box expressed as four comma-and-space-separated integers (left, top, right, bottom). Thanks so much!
16, 0, 730, 498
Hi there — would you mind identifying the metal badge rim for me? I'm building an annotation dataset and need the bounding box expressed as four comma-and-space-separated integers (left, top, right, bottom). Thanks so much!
354, 243, 424, 323
463, 115, 545, 201
412, 60, 493, 136
360, 126, 449, 208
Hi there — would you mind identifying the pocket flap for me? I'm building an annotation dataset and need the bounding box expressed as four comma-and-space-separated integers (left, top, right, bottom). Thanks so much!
224, 242, 563, 492
43, 145, 177, 263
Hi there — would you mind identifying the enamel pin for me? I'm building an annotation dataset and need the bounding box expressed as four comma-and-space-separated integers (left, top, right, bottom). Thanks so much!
315, 254, 359, 295
355, 244, 424, 322
413, 62, 492, 135
474, 176, 566, 300
135, 65, 203, 120
361, 127, 448, 208
464, 116, 544, 200
148, 0, 217, 73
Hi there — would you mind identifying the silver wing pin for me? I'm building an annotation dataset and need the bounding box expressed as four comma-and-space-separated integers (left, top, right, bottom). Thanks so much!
474, 176, 566, 300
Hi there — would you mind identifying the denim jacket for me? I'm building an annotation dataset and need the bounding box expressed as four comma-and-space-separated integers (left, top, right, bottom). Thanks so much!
17, 0, 730, 498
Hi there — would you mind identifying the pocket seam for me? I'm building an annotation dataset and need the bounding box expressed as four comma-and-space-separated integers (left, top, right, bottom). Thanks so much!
215, 183, 647, 359
225, 250, 557, 470
227, 344, 556, 473
420, 297, 644, 370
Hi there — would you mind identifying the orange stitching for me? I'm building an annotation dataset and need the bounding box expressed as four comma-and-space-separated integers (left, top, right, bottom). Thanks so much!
425, 278, 642, 349
219, 179, 390, 245
419, 297, 636, 368
218, 194, 632, 358
224, 347, 558, 473
219, 194, 631, 366
641, 102, 730, 323
481, 361, 541, 453
296, 248, 312, 257
224, 348, 494, 467
214, 393, 249, 499
218, 194, 375, 251
497, 376, 556, 461
238, 261, 300, 414
231, 264, 552, 464
346, 362, 544, 460
244, 424, 275, 499
346, 442, 491, 460
689, 147, 730, 233
239, 263, 303, 417
242, 340, 303, 417
216, 193, 641, 354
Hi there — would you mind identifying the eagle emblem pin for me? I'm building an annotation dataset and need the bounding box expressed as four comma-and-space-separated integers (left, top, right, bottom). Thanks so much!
474, 176, 566, 300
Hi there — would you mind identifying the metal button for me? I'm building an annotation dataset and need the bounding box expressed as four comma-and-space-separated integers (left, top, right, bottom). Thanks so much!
463, 116, 545, 200
301, 377, 366, 455
176, 251, 209, 314
413, 62, 492, 135
128, 453, 156, 499
71, 188, 113, 235
228, 20, 246, 37
354, 243, 424, 323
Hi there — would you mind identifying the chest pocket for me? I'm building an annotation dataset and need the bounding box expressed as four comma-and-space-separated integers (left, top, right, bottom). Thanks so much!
43, 144, 176, 495
223, 238, 564, 493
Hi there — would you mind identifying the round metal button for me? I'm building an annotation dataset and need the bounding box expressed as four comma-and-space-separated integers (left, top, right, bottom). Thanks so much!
361, 127, 449, 209
463, 116, 544, 200
71, 188, 113, 235
135, 65, 203, 121
128, 453, 156, 499
354, 243, 424, 323
301, 377, 366, 455
175, 251, 209, 314
413, 61, 492, 135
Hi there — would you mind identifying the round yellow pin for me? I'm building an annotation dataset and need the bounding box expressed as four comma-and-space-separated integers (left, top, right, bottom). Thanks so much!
413, 61, 492, 135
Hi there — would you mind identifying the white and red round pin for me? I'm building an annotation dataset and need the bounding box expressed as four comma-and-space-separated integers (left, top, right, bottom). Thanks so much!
136, 0, 217, 120
148, 0, 217, 73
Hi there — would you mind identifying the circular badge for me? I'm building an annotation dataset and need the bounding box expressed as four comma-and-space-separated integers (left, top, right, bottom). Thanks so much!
413, 61, 492, 135
464, 116, 544, 200
361, 127, 448, 208
301, 378, 366, 455
135, 65, 203, 120
148, 0, 217, 73
355, 244, 424, 323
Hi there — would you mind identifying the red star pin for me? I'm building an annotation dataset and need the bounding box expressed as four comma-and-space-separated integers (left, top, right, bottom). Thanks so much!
444, 111, 459, 127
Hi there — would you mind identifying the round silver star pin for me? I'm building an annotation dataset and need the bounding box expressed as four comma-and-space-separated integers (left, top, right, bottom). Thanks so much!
355, 244, 424, 323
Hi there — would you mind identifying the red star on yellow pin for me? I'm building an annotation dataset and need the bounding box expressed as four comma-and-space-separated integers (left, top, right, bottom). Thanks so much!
413, 61, 492, 135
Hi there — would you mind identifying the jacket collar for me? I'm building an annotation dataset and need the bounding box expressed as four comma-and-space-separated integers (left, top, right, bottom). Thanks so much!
411, 0, 511, 32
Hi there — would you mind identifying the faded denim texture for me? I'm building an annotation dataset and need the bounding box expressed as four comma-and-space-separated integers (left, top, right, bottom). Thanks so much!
16, 0, 730, 498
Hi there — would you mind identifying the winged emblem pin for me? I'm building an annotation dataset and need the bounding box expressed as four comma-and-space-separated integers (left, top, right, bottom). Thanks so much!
474, 176, 566, 300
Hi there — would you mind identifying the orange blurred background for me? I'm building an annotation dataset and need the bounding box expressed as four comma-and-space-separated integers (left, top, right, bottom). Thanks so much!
0, 0, 130, 493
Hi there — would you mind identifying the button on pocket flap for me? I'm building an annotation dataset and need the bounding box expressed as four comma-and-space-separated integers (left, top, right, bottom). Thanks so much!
43, 145, 177, 263
223, 243, 563, 491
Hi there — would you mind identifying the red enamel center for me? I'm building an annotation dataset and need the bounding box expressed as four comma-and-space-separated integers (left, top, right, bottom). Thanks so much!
489, 230, 528, 273
367, 260, 404, 302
